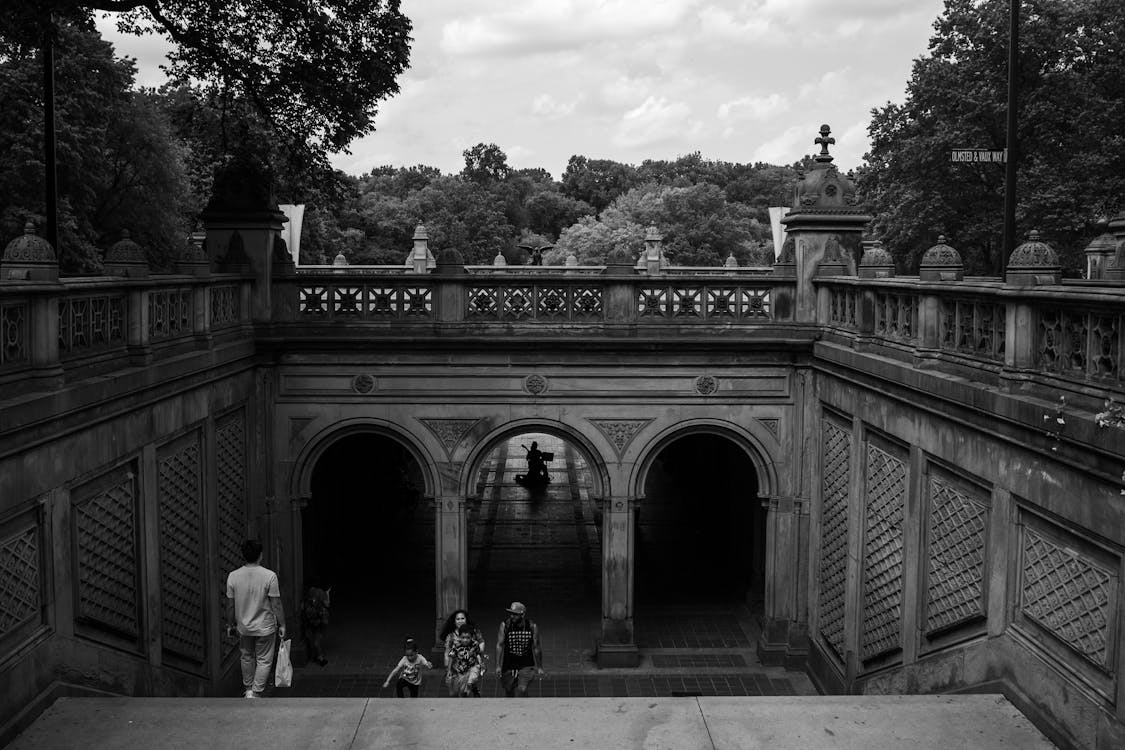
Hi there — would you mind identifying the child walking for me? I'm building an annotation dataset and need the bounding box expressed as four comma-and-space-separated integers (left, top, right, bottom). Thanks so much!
382, 637, 433, 697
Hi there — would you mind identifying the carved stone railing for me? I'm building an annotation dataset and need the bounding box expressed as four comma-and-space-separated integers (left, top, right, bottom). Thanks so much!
283, 267, 780, 326
0, 275, 253, 395
817, 277, 1125, 396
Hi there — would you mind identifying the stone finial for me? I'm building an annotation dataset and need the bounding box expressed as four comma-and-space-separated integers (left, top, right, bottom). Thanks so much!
1105, 212, 1125, 281
435, 247, 466, 275
643, 226, 665, 273
814, 124, 835, 164
104, 228, 150, 278
176, 230, 211, 276
858, 239, 895, 278
333, 251, 348, 266
1006, 229, 1060, 286
2, 221, 59, 281
724, 252, 738, 268
493, 251, 507, 267
565, 252, 578, 267
409, 223, 435, 273
919, 234, 963, 281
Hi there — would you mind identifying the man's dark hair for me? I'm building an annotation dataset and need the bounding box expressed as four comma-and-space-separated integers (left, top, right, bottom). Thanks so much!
240, 539, 264, 563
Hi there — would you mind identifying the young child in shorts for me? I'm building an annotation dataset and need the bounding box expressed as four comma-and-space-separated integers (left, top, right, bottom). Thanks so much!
382, 637, 433, 697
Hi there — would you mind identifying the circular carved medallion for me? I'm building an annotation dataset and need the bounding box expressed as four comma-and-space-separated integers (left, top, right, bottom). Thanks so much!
524, 374, 549, 395
352, 374, 376, 394
695, 375, 718, 396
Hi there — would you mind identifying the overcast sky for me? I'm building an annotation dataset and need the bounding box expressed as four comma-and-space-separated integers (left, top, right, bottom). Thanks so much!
97, 0, 948, 179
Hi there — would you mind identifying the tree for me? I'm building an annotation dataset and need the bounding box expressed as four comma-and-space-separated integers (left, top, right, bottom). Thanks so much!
560, 156, 640, 213
0, 22, 191, 272
461, 143, 511, 184
859, 0, 1125, 275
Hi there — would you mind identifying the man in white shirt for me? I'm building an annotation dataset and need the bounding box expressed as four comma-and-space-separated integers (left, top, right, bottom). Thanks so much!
226, 539, 286, 698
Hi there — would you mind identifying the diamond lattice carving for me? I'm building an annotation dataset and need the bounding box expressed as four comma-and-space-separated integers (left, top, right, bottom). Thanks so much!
706, 288, 736, 318
216, 415, 248, 591
1021, 527, 1114, 666
75, 475, 139, 637
504, 287, 534, 318
403, 287, 432, 316
0, 526, 39, 637
468, 286, 499, 317
861, 442, 906, 659
158, 439, 205, 662
538, 287, 567, 317
925, 473, 987, 634
333, 286, 362, 315
1038, 310, 1062, 370
672, 287, 702, 317
572, 287, 602, 317
817, 419, 851, 662
1063, 312, 1089, 374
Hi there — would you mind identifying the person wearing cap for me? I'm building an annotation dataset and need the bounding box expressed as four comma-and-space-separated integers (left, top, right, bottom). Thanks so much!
495, 601, 544, 697
382, 637, 433, 697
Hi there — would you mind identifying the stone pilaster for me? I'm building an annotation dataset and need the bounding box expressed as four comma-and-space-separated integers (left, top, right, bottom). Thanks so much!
598, 496, 639, 667
757, 493, 810, 668
434, 495, 468, 646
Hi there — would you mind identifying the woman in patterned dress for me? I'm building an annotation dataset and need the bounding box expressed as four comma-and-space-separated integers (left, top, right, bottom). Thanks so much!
440, 609, 485, 697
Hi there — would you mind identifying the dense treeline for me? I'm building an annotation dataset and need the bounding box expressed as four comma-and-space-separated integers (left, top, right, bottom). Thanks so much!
4, 0, 1122, 275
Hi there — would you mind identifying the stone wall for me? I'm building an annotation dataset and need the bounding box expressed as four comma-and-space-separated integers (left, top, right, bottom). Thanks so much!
0, 342, 264, 744
808, 343, 1125, 750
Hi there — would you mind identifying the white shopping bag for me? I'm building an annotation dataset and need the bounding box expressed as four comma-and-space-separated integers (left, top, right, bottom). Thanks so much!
275, 638, 293, 688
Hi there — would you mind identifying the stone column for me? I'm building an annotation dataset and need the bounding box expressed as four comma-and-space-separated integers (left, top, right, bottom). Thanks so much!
598, 496, 639, 667
758, 493, 810, 668
434, 495, 468, 646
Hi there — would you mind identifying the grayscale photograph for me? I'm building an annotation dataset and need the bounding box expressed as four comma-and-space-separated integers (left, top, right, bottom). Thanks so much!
0, 1, 1120, 748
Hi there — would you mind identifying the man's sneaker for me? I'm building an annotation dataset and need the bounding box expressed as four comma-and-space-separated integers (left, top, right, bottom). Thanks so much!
243, 689, 255, 698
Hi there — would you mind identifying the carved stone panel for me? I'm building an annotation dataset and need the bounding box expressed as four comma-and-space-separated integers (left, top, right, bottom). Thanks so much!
817, 417, 851, 663
418, 418, 482, 457
1021, 525, 1115, 668
75, 469, 140, 640
757, 418, 780, 441
861, 441, 907, 661
158, 434, 205, 664
925, 470, 988, 635
589, 418, 652, 457
0, 523, 40, 640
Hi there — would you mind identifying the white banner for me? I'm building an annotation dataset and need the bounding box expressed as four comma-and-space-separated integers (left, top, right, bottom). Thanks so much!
279, 204, 305, 264
768, 206, 790, 258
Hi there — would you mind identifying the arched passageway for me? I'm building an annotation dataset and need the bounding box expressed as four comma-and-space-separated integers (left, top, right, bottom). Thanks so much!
469, 431, 601, 625
637, 434, 765, 608
302, 433, 432, 659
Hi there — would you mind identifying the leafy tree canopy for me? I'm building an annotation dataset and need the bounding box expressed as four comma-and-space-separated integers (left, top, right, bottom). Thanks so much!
6, 1, 412, 168
859, 0, 1125, 275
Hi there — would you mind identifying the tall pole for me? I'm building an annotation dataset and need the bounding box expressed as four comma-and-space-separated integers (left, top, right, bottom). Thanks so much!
42, 11, 58, 251
1001, 0, 1019, 268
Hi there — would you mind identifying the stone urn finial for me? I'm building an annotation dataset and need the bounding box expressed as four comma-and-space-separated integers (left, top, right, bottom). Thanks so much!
105, 228, 150, 278
1006, 229, 1060, 286
2, 221, 59, 281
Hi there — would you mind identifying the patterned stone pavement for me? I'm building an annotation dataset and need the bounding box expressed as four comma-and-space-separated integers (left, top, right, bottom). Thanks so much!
277, 433, 815, 699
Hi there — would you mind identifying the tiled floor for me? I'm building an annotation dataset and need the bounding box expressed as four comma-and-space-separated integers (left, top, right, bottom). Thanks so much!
277, 433, 815, 699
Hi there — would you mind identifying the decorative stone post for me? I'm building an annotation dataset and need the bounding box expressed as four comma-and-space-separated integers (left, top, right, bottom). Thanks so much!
1104, 212, 1125, 282
434, 248, 467, 323
1003, 231, 1060, 382
917, 237, 962, 360
780, 125, 872, 324
199, 154, 288, 322
640, 226, 664, 274
434, 495, 469, 646
1, 223, 63, 387
602, 246, 638, 329
598, 496, 639, 667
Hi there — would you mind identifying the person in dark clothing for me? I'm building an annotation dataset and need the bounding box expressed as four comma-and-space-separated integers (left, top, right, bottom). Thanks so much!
522, 441, 549, 483
299, 585, 331, 666
495, 601, 544, 697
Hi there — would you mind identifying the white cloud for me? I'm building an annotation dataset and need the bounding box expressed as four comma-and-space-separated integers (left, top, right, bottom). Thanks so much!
718, 94, 789, 123
614, 96, 698, 149
532, 94, 579, 119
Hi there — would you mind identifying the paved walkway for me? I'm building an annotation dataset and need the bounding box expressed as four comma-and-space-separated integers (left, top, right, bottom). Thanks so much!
281, 433, 815, 699
10, 696, 1055, 749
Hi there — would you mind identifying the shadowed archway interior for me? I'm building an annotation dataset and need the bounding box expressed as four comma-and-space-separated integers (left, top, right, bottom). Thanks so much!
638, 433, 765, 607
303, 433, 433, 617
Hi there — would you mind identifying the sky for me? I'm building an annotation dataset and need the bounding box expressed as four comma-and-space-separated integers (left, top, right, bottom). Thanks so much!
96, 0, 949, 179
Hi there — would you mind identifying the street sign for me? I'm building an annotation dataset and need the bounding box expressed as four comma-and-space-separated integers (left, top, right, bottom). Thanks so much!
950, 149, 1006, 163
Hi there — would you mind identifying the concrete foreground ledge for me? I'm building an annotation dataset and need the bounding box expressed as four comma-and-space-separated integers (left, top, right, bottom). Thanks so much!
9, 695, 1054, 749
